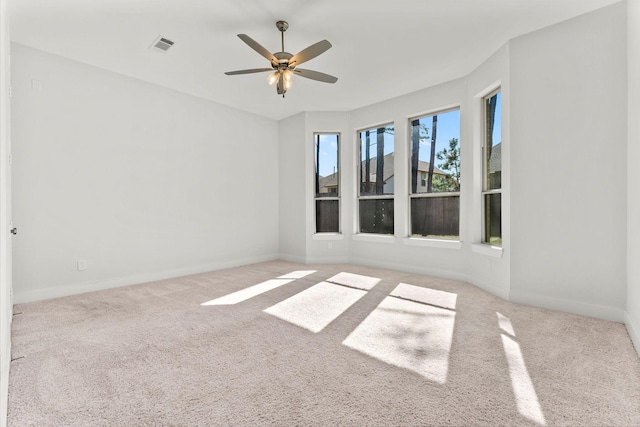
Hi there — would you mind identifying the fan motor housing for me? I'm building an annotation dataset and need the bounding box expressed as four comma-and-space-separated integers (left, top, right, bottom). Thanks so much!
274, 52, 293, 68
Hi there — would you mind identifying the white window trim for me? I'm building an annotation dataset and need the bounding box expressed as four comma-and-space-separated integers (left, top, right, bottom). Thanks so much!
407, 108, 462, 241
312, 232, 344, 241
403, 237, 463, 249
471, 242, 503, 258
410, 192, 460, 199
481, 88, 502, 246
352, 233, 396, 244
356, 123, 395, 235
359, 194, 394, 201
314, 132, 341, 234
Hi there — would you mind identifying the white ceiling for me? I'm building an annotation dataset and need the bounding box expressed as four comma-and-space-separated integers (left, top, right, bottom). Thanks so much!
9, 0, 621, 120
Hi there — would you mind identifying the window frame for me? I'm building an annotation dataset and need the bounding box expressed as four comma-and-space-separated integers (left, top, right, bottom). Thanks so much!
313, 132, 341, 234
356, 123, 395, 235
408, 107, 461, 240
481, 87, 502, 246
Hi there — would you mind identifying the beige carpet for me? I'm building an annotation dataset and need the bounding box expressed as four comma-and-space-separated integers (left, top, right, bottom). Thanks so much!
8, 260, 640, 426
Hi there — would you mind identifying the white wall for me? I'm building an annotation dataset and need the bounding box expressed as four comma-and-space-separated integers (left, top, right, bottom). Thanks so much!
292, 79, 493, 286
11, 44, 280, 303
297, 62, 513, 298
0, 0, 11, 423
509, 2, 627, 321
8, 1, 637, 363
282, 3, 632, 328
282, 50, 510, 299
278, 113, 307, 263
466, 44, 511, 299
347, 79, 472, 281
628, 0, 640, 354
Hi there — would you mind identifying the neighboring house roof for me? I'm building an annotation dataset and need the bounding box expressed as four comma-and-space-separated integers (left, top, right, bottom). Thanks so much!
360, 152, 446, 182
489, 142, 501, 174
318, 174, 338, 190
416, 160, 447, 177
317, 152, 447, 192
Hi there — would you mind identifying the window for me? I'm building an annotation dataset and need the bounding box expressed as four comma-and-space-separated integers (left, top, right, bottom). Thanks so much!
409, 109, 461, 239
358, 125, 394, 234
314, 133, 340, 233
483, 89, 502, 245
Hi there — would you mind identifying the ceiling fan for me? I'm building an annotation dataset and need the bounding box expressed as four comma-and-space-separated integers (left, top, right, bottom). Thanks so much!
225, 21, 338, 98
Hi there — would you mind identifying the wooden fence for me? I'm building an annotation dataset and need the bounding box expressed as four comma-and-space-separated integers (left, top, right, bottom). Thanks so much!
411, 196, 459, 237
316, 196, 461, 237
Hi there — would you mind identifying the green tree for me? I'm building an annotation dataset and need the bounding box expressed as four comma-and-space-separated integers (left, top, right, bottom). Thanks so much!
435, 137, 460, 192
426, 115, 438, 193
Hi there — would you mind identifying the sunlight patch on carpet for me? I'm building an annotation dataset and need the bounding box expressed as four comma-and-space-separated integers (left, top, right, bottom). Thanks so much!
264, 282, 367, 333
497, 312, 516, 336
390, 283, 457, 310
326, 272, 380, 290
201, 278, 295, 306
343, 295, 455, 384
498, 313, 546, 426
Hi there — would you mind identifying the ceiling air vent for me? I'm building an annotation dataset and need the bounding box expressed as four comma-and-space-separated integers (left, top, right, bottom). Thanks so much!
149, 36, 175, 53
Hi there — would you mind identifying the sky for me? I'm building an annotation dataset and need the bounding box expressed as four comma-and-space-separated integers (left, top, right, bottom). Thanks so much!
414, 109, 460, 164
492, 92, 502, 147
316, 134, 339, 177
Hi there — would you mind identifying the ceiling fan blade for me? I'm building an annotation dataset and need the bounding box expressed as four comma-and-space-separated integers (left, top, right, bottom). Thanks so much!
225, 68, 273, 75
237, 34, 278, 65
289, 40, 332, 67
293, 68, 338, 84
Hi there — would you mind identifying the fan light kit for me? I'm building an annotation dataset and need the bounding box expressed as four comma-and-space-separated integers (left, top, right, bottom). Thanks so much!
225, 20, 337, 98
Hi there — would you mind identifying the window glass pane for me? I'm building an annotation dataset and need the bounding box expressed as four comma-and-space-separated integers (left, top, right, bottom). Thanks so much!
315, 134, 339, 198
485, 91, 502, 191
410, 110, 460, 194
316, 200, 339, 233
359, 199, 394, 235
411, 196, 459, 239
359, 126, 395, 196
484, 193, 502, 245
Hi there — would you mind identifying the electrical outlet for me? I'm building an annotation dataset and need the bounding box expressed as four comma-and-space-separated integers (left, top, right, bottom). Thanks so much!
77, 260, 87, 271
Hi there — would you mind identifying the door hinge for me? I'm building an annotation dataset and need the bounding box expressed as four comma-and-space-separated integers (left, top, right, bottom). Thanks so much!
8, 86, 11, 98
8, 153, 11, 164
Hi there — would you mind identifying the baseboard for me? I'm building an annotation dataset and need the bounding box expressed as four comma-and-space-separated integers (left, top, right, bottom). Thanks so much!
278, 253, 307, 264
509, 290, 626, 323
349, 256, 463, 282
467, 277, 511, 301
14, 254, 280, 304
305, 256, 350, 264
1, 341, 9, 427
348, 256, 512, 301
626, 311, 640, 359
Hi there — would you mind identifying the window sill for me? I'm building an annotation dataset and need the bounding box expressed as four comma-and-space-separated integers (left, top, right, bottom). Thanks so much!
352, 234, 396, 244
312, 233, 344, 241
471, 243, 503, 258
403, 237, 463, 250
